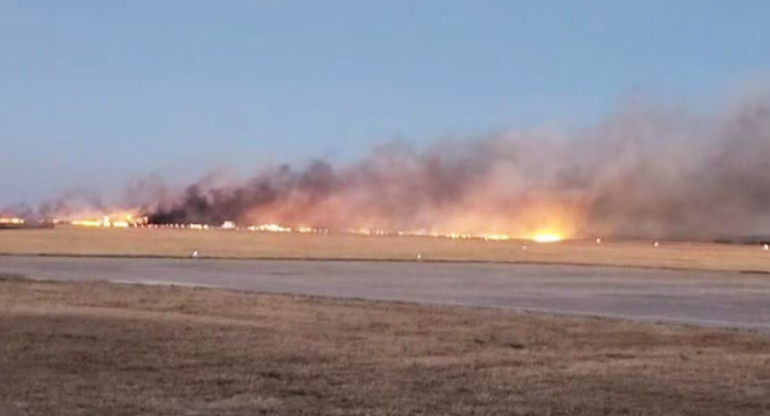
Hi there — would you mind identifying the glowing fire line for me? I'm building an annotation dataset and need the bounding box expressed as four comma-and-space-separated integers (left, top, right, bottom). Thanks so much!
55, 212, 567, 243
532, 233, 563, 243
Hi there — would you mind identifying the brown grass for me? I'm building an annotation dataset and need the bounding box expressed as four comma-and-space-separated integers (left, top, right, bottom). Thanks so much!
1, 278, 768, 415
2, 227, 770, 272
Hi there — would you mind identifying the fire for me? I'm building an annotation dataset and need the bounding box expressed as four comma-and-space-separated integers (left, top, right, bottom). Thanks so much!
531, 232, 563, 243
67, 212, 147, 228
248, 223, 292, 233
58, 207, 573, 243
247, 223, 327, 233
0, 217, 25, 225
482, 234, 512, 241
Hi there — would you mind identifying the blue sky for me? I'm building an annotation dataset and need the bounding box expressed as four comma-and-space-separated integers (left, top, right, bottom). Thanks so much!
1, 1, 769, 204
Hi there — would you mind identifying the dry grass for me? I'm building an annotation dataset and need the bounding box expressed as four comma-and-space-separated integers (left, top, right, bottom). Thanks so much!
2, 227, 770, 272
1, 278, 769, 415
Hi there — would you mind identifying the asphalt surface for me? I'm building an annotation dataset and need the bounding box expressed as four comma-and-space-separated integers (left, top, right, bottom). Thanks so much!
2, 255, 769, 331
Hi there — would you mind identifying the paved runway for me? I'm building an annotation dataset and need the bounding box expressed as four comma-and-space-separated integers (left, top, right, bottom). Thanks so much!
2, 255, 769, 331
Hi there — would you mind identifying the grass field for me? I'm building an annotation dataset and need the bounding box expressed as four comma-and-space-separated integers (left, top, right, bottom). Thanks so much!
2, 227, 770, 272
0, 276, 768, 415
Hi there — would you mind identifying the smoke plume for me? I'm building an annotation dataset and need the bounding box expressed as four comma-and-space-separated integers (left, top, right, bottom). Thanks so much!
12, 91, 770, 239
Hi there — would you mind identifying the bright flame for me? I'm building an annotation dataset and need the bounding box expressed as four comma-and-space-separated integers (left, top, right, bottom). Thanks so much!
0, 217, 25, 225
68, 212, 147, 228
248, 223, 292, 233
482, 234, 512, 241
56, 208, 574, 243
531, 233, 563, 243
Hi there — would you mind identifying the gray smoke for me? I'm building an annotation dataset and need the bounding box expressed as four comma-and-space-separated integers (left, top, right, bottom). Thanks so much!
11, 91, 770, 239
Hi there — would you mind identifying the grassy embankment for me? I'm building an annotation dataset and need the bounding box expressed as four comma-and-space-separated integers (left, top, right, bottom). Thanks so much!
1, 276, 768, 415
2, 227, 770, 272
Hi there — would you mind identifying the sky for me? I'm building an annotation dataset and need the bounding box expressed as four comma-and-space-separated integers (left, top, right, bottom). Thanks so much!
1, 1, 769, 205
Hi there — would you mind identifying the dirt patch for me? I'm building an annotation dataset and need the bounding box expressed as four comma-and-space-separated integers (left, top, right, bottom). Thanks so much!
0, 273, 27, 282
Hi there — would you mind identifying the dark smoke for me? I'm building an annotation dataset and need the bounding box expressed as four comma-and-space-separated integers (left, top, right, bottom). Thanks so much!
11, 91, 770, 239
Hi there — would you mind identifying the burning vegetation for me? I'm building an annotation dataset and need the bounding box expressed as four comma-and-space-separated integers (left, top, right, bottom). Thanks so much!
0, 217, 26, 230
6, 91, 770, 242
0, 217, 25, 225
